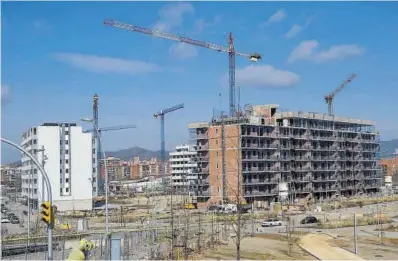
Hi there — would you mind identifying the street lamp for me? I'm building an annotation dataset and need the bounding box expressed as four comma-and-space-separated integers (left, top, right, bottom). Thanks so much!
81, 117, 109, 234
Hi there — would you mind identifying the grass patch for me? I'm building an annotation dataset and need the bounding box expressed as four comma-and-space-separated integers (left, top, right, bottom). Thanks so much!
317, 217, 393, 229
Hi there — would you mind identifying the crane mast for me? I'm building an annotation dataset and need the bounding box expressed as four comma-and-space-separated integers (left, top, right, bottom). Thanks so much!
103, 19, 261, 117
325, 73, 357, 115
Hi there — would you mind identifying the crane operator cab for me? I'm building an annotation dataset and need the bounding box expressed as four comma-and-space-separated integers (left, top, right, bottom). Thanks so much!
66, 238, 95, 260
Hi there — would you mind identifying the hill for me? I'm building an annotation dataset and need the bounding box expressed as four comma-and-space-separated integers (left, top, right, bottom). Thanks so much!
105, 146, 167, 160
380, 139, 398, 158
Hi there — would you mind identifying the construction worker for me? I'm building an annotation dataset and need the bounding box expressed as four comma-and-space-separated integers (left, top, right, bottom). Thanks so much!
66, 238, 95, 260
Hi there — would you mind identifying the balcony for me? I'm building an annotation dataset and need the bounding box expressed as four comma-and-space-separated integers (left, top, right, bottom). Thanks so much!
197, 144, 209, 151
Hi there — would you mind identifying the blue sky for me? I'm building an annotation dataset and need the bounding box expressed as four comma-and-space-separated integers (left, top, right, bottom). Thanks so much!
2, 1, 398, 163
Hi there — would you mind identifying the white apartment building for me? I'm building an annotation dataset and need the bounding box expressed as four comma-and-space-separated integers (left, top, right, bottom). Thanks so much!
170, 144, 197, 194
21, 123, 93, 211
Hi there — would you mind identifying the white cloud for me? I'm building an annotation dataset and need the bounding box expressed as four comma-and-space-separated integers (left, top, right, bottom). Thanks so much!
287, 40, 365, 64
285, 15, 315, 39
33, 19, 51, 30
221, 65, 300, 88
1, 85, 11, 102
193, 15, 222, 33
263, 9, 287, 26
153, 2, 194, 31
169, 43, 198, 60
285, 24, 303, 38
53, 53, 162, 75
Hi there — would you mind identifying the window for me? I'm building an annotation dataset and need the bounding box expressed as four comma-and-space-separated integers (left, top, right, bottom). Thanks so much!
60, 188, 63, 193
93, 158, 96, 163
66, 159, 69, 164
60, 169, 62, 174
93, 177, 96, 182
65, 178, 69, 183
34, 179, 37, 184
65, 150, 69, 154
216, 140, 218, 145
92, 168, 96, 173
216, 151, 219, 157
66, 188, 69, 192
93, 187, 97, 192
216, 162, 219, 169
60, 160, 62, 164
66, 169, 69, 173
65, 140, 69, 145
60, 178, 62, 184
65, 131, 69, 135
92, 149, 96, 154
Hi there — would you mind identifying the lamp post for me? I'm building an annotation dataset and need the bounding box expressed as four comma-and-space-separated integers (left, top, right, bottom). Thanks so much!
81, 118, 109, 234
1, 138, 53, 260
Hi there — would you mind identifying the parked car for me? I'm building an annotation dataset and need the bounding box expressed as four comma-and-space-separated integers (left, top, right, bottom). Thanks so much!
1, 208, 8, 214
300, 216, 318, 224
7, 213, 16, 219
10, 217, 20, 224
261, 218, 282, 227
1, 218, 10, 223
22, 210, 28, 216
208, 205, 218, 211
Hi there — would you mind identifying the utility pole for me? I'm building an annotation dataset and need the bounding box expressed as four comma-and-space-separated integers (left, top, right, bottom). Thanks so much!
354, 213, 358, 254
211, 211, 215, 250
197, 211, 203, 253
221, 112, 227, 204
38, 146, 47, 203
170, 185, 175, 260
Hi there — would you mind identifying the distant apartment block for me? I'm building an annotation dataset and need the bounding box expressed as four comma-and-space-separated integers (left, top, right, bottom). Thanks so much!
1, 165, 22, 194
170, 144, 198, 194
189, 104, 381, 207
100, 156, 170, 182
21, 123, 93, 211
379, 154, 398, 187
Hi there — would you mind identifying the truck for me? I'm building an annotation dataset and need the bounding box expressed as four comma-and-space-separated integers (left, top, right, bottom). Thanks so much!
217, 204, 237, 214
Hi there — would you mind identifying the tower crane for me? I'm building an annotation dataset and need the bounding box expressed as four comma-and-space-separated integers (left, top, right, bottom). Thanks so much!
103, 19, 262, 117
324, 73, 357, 115
154, 103, 184, 178
85, 93, 137, 196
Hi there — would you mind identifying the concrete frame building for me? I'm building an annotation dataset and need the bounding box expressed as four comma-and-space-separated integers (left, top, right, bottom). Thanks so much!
189, 104, 381, 207
21, 123, 93, 211
170, 144, 198, 194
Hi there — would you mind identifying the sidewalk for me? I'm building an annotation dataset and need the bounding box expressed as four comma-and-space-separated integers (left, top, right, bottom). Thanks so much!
299, 233, 364, 260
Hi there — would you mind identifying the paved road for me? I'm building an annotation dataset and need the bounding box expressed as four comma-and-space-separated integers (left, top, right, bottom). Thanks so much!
2, 201, 38, 235
299, 233, 364, 260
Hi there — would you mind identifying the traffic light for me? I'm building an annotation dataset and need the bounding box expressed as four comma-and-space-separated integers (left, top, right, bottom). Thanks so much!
40, 201, 53, 226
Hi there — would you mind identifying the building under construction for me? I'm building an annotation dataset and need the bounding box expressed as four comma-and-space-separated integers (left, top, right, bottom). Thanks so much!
189, 104, 381, 207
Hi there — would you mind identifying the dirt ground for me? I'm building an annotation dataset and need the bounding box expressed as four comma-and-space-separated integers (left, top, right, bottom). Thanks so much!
196, 234, 316, 260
